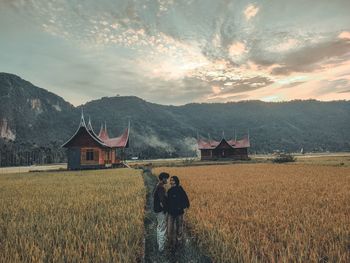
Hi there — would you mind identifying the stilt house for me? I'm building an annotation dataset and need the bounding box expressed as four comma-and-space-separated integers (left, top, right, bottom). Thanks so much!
62, 113, 129, 170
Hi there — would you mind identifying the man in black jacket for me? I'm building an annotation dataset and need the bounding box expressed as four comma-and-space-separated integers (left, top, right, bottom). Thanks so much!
153, 172, 169, 252
167, 176, 190, 250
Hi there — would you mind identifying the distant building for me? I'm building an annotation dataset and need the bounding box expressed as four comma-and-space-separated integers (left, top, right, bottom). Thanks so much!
62, 113, 129, 170
197, 135, 250, 160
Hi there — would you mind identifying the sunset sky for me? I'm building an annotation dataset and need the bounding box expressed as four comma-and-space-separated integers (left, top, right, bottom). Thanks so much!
1, 0, 350, 105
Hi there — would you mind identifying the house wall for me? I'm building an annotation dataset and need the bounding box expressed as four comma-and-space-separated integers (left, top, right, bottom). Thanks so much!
80, 147, 100, 165
67, 147, 81, 170
200, 148, 248, 160
98, 148, 104, 165
111, 149, 117, 164
67, 147, 107, 169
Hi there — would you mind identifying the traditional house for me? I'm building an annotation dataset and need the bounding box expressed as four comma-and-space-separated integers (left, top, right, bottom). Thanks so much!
197, 134, 250, 160
62, 113, 129, 170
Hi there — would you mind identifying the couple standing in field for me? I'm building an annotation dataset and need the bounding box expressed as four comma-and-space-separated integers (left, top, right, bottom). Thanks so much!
152, 172, 190, 253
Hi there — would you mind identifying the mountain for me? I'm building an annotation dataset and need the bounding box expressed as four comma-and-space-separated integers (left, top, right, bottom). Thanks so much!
1, 73, 350, 165
0, 73, 77, 165
82, 96, 350, 157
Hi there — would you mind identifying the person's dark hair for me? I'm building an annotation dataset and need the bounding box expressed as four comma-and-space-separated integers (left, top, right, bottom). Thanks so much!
158, 172, 169, 180
171, 176, 180, 186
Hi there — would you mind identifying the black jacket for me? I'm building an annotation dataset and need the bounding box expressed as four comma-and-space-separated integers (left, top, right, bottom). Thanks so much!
167, 185, 190, 216
153, 182, 167, 213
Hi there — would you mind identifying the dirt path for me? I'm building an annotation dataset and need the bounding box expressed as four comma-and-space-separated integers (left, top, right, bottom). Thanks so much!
143, 171, 212, 263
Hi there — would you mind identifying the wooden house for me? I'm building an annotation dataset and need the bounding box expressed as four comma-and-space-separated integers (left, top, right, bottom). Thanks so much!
197, 135, 250, 160
62, 113, 129, 170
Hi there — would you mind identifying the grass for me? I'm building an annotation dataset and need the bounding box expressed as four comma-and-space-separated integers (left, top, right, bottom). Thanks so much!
294, 154, 350, 167
251, 153, 350, 167
0, 169, 145, 263
154, 164, 350, 262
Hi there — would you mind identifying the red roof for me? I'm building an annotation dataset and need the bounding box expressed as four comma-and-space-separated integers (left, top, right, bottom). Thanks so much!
103, 128, 129, 148
198, 137, 250, 150
98, 122, 129, 148
98, 123, 110, 141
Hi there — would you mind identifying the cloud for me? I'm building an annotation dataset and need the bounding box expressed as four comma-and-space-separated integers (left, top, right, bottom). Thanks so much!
157, 0, 175, 16
338, 89, 350, 93
269, 38, 350, 75
1, 0, 350, 105
205, 76, 274, 102
228, 41, 247, 57
122, 76, 212, 105
338, 31, 350, 40
315, 79, 349, 96
221, 76, 273, 94
212, 86, 222, 94
282, 81, 307, 88
267, 38, 300, 53
207, 93, 249, 102
276, 75, 308, 85
244, 4, 259, 20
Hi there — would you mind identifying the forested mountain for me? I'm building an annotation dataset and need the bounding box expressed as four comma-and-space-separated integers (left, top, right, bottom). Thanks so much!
83, 96, 350, 157
1, 73, 350, 165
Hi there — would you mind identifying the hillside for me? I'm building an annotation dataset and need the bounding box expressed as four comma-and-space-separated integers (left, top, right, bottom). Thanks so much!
82, 97, 350, 157
1, 73, 350, 165
0, 73, 76, 164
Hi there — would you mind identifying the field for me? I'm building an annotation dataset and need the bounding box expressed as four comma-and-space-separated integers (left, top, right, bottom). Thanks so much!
154, 164, 350, 262
0, 169, 145, 263
294, 153, 350, 167
1, 159, 349, 262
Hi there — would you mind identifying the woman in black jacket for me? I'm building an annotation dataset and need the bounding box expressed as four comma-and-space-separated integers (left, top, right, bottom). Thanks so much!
167, 176, 190, 250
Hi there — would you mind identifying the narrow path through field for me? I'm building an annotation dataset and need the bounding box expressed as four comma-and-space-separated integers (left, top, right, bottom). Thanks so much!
143, 171, 212, 263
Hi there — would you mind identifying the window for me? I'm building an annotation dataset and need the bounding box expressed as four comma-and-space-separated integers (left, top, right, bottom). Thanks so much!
86, 149, 94, 161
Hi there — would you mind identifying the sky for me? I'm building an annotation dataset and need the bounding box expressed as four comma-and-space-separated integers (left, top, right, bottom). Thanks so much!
1, 0, 350, 106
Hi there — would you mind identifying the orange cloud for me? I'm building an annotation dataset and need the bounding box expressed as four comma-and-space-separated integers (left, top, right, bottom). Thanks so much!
228, 42, 247, 57
244, 4, 259, 20
338, 31, 350, 40
212, 86, 222, 94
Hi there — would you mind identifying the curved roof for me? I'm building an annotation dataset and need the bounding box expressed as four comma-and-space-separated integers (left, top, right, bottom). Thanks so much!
62, 114, 108, 148
62, 114, 129, 149
198, 136, 250, 150
87, 117, 105, 143
98, 122, 110, 141
98, 121, 129, 148
104, 128, 129, 148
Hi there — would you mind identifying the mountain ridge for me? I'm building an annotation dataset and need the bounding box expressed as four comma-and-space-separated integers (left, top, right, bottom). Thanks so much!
1, 72, 350, 165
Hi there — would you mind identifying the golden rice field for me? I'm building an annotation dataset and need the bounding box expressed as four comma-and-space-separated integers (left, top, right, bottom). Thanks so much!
0, 169, 145, 263
154, 164, 350, 263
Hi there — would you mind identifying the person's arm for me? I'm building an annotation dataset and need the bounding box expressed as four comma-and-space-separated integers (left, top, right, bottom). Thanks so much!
158, 187, 167, 210
182, 188, 190, 209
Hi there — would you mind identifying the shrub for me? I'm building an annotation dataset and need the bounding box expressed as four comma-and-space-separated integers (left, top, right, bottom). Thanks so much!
272, 153, 296, 163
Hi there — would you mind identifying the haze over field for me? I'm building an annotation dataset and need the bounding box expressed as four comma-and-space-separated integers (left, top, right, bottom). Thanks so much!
1, 0, 350, 105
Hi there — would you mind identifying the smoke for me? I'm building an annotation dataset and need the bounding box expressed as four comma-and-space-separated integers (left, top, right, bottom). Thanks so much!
130, 129, 198, 157
133, 131, 175, 153
182, 137, 198, 152
181, 136, 199, 157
